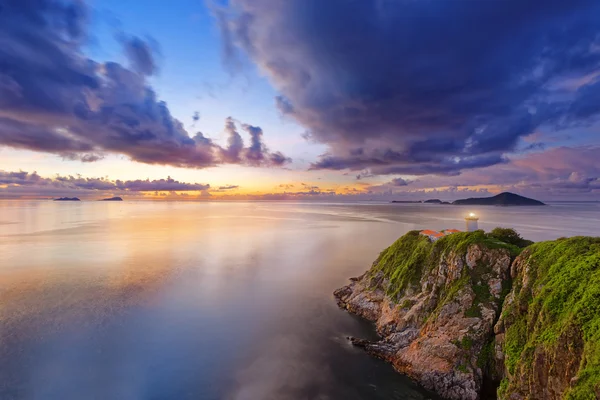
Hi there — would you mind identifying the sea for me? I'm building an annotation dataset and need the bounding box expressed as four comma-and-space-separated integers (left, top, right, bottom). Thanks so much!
2, 200, 600, 400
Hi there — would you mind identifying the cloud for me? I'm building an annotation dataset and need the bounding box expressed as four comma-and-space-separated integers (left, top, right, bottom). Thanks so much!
219, 117, 245, 163
114, 177, 209, 192
367, 145, 600, 199
217, 0, 600, 175
390, 178, 410, 187
120, 34, 159, 76
0, 171, 44, 186
243, 123, 269, 165
4, 145, 599, 200
0, 0, 289, 169
61, 152, 106, 163
0, 170, 212, 198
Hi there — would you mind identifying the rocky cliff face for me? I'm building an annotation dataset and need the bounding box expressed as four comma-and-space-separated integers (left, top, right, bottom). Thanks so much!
493, 237, 600, 400
334, 230, 515, 400
335, 232, 600, 400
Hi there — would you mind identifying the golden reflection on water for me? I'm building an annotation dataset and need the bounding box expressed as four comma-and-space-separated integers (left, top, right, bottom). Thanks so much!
1, 201, 351, 342
2, 200, 600, 399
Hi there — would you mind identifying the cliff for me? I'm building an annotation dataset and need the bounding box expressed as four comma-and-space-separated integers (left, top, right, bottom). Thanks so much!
334, 231, 599, 399
335, 230, 518, 399
493, 237, 600, 399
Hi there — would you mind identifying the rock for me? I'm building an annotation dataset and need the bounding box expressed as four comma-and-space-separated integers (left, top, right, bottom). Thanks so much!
335, 232, 600, 399
492, 237, 600, 399
334, 231, 514, 400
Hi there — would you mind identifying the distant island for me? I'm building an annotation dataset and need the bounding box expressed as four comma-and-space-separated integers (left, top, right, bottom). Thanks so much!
453, 192, 545, 206
53, 197, 80, 201
423, 199, 451, 204
100, 197, 123, 201
391, 199, 452, 204
391, 192, 545, 206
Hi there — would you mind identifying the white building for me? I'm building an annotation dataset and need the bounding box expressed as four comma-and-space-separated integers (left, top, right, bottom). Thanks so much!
465, 213, 479, 232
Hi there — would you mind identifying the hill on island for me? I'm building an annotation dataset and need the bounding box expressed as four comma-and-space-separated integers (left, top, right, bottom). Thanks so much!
424, 199, 451, 204
453, 192, 545, 206
53, 197, 80, 201
100, 197, 123, 201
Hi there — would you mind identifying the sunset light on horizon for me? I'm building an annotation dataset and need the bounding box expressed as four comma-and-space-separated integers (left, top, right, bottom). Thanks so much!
1, 0, 600, 202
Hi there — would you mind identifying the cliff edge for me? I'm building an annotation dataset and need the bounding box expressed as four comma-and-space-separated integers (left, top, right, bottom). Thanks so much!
335, 231, 599, 399
493, 237, 600, 399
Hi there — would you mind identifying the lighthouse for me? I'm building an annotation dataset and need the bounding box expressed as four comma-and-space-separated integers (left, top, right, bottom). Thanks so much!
465, 213, 479, 232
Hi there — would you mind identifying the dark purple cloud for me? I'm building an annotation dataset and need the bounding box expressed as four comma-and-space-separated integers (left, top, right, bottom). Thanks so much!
268, 151, 292, 166
243, 123, 268, 165
367, 146, 600, 199
61, 152, 106, 163
0, 171, 44, 186
219, 117, 245, 163
217, 0, 600, 175
114, 177, 210, 192
390, 178, 410, 187
0, 0, 289, 169
120, 35, 158, 76
0, 170, 211, 197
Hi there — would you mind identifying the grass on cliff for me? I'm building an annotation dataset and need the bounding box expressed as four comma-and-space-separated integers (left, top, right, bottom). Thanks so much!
371, 229, 523, 300
501, 237, 600, 399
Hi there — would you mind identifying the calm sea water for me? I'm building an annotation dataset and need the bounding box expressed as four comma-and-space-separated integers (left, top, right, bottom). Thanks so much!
2, 201, 600, 400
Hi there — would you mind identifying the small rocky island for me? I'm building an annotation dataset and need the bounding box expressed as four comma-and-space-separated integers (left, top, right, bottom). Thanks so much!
100, 196, 123, 201
334, 229, 599, 399
424, 198, 451, 204
53, 197, 80, 201
453, 192, 545, 206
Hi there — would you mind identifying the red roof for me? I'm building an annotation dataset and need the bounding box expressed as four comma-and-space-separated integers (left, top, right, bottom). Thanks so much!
433, 232, 446, 238
420, 229, 440, 235
444, 229, 461, 233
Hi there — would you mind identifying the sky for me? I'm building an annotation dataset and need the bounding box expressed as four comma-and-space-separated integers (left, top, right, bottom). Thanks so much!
1, 0, 600, 201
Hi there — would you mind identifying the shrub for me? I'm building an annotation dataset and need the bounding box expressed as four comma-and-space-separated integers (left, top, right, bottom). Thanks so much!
487, 227, 533, 249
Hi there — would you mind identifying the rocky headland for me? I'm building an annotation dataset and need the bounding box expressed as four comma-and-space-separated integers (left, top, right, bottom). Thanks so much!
334, 230, 599, 399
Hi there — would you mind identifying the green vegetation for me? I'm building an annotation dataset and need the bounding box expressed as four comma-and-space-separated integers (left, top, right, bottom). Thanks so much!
371, 229, 524, 299
500, 237, 600, 399
370, 231, 434, 298
477, 340, 494, 369
488, 227, 534, 249
400, 299, 416, 309
465, 283, 493, 317
451, 335, 474, 350
504, 318, 527, 374
457, 363, 469, 373
498, 379, 509, 398
461, 335, 474, 350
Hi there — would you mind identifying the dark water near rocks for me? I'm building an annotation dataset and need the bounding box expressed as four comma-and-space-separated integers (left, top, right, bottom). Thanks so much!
2, 201, 600, 400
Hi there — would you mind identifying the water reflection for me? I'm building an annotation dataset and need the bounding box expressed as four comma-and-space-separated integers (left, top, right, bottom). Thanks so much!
2, 201, 599, 399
